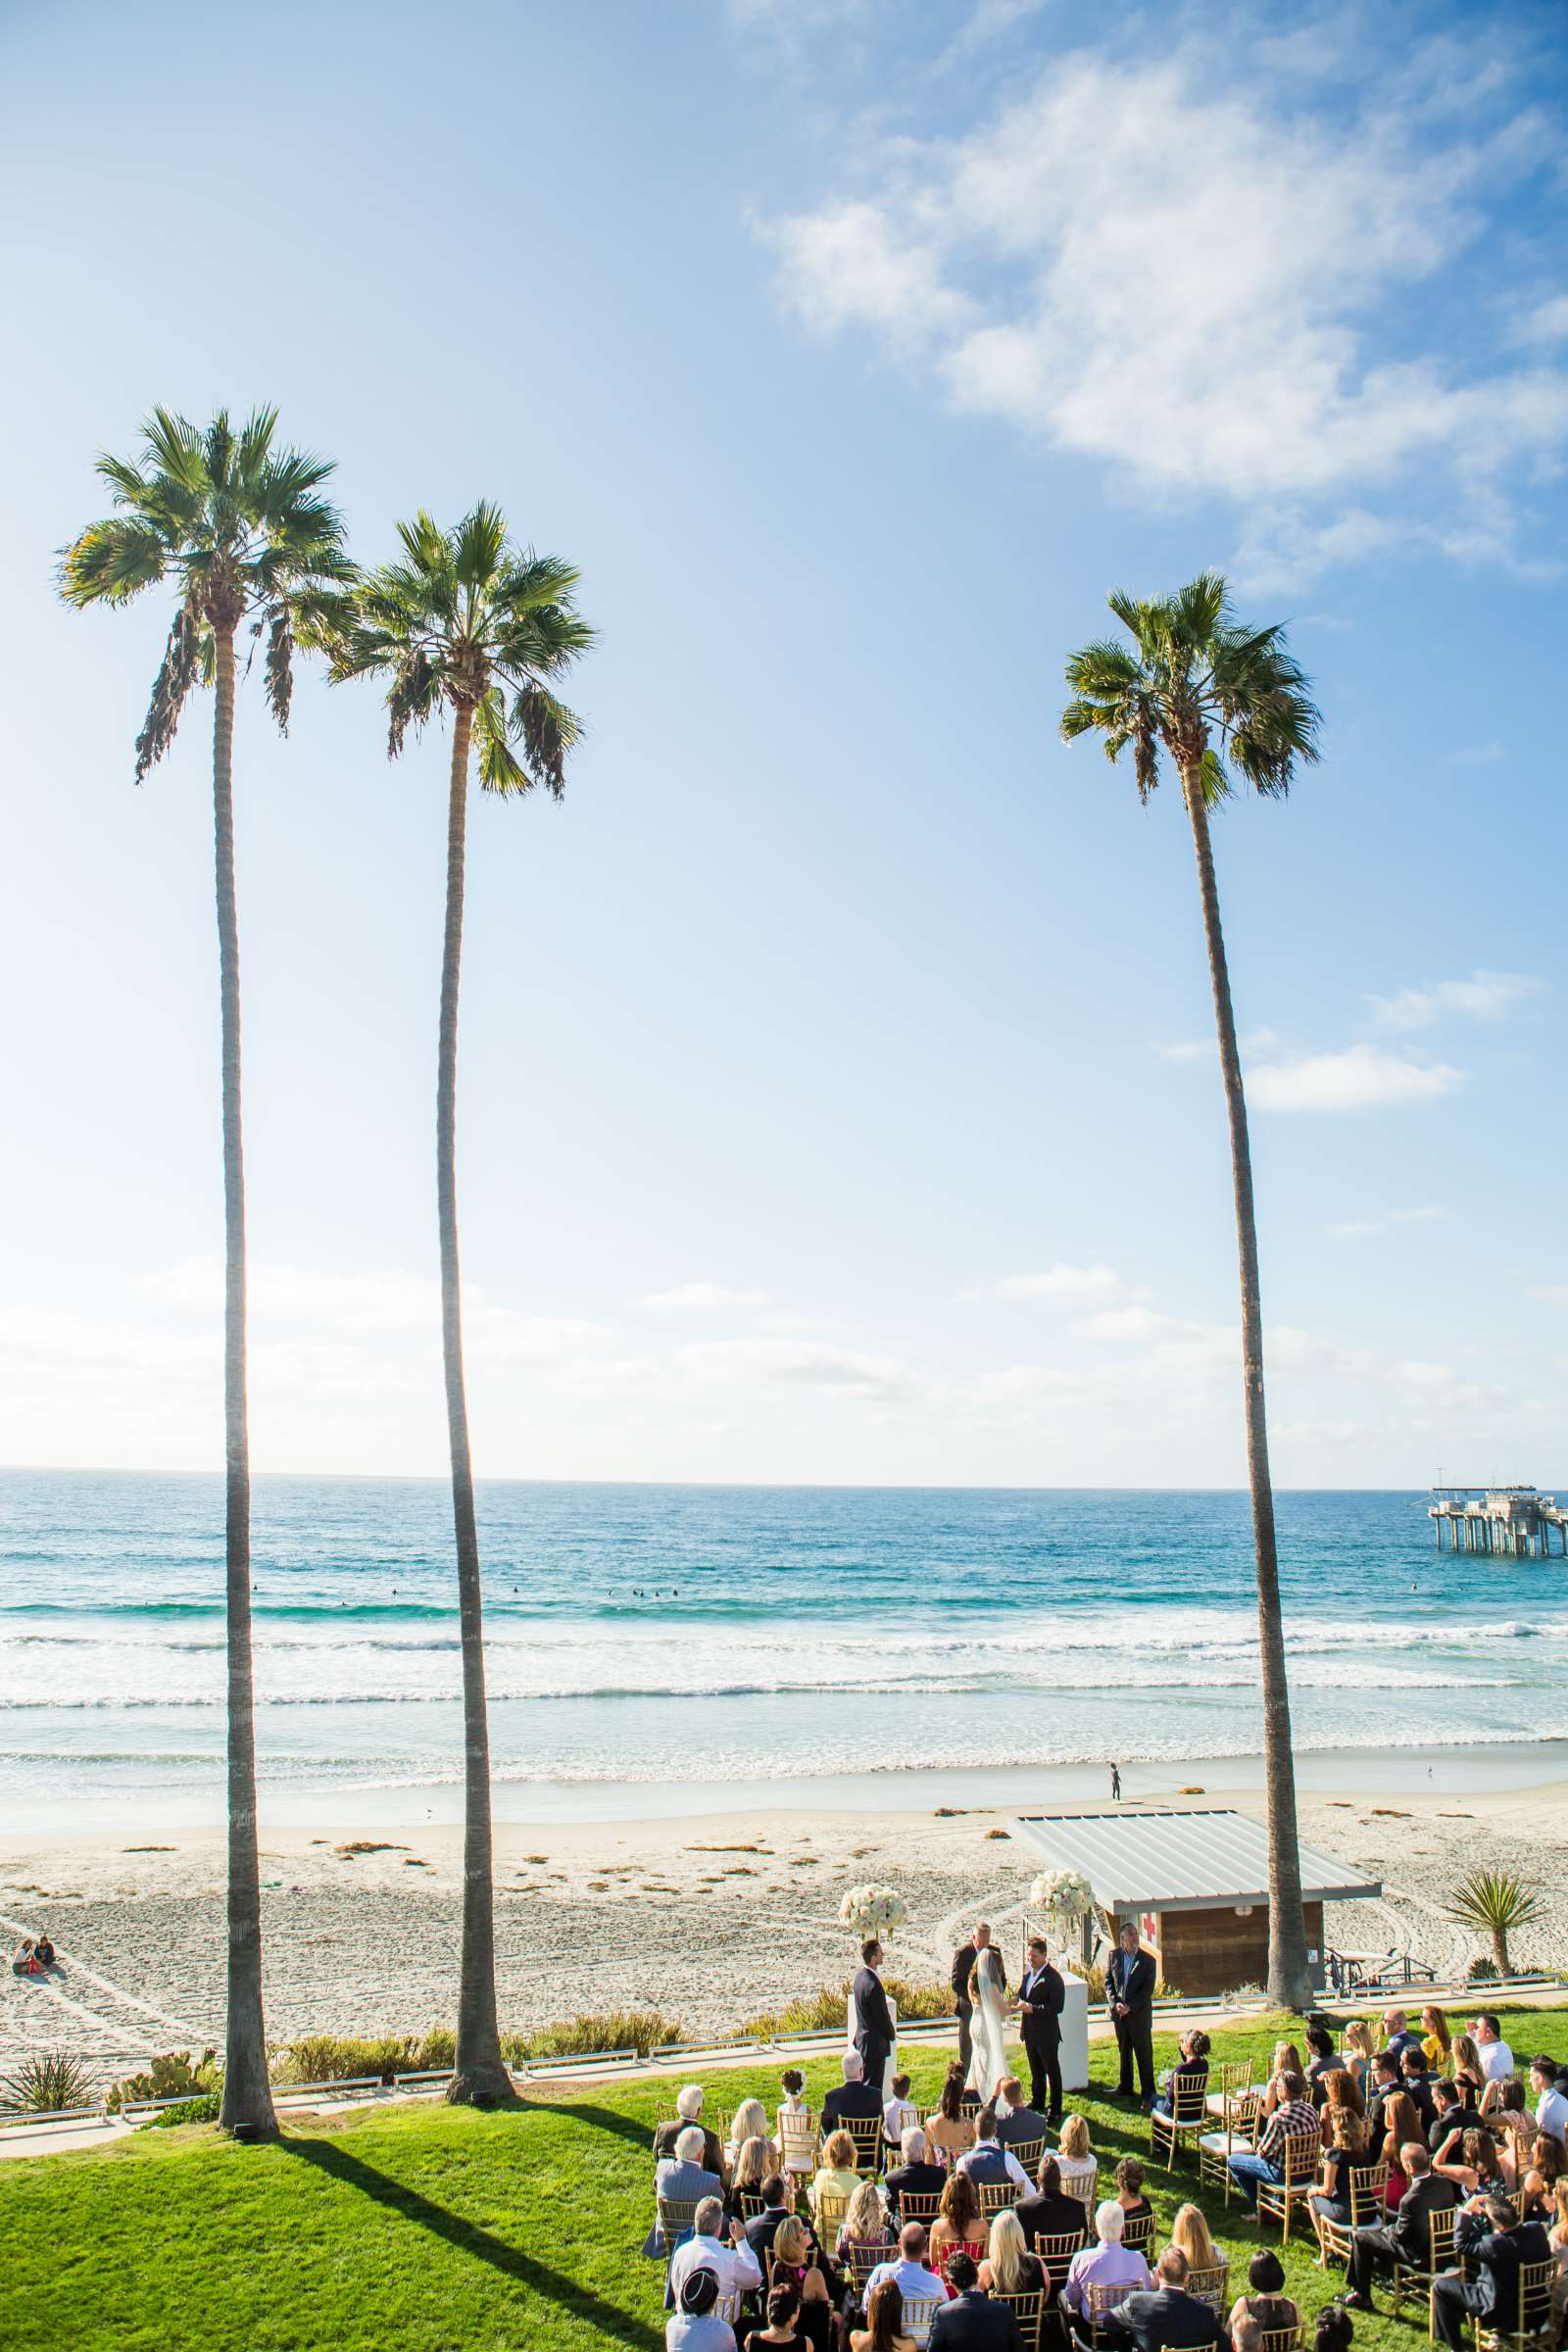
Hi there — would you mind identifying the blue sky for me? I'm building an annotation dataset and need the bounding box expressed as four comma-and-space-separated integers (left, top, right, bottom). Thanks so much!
1, 0, 1564, 1486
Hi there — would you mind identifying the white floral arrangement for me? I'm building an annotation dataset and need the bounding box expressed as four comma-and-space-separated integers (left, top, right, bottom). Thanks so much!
839, 1883, 907, 1938
1030, 1867, 1095, 1920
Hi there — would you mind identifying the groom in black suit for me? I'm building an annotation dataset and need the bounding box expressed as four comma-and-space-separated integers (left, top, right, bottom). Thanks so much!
853, 1937, 896, 2097
1017, 1934, 1065, 2122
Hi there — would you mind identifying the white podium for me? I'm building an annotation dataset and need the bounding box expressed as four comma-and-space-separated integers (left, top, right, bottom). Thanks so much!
1056, 1966, 1090, 2092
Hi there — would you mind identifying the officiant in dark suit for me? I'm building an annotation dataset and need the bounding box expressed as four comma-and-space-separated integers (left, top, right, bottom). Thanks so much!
1017, 1934, 1065, 2122
853, 1936, 896, 2096
1106, 1922, 1156, 2107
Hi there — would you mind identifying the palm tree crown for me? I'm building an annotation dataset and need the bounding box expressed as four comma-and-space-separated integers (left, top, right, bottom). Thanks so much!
1060, 569, 1321, 808
324, 503, 594, 782
60, 405, 352, 776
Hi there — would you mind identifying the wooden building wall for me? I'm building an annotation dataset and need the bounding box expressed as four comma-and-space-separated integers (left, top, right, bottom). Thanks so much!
1145, 1901, 1325, 1998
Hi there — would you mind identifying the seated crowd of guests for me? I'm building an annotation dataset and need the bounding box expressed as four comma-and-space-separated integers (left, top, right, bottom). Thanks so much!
654, 2007, 1568, 2352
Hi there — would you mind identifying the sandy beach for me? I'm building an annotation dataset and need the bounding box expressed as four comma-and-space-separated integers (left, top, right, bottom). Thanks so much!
4, 1767, 1565, 2082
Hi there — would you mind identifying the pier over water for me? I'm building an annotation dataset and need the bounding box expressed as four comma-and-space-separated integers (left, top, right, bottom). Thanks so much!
1430, 1485, 1568, 1556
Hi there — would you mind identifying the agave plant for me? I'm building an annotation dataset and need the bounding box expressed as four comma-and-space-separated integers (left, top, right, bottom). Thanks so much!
1446, 1868, 1540, 1978
0, 2048, 97, 2117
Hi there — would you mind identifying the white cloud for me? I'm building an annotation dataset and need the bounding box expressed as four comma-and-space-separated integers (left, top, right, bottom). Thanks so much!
1511, 293, 1568, 348
1440, 742, 1507, 767
1528, 1284, 1568, 1311
986, 1263, 1129, 1301
633, 1281, 770, 1311
1368, 968, 1544, 1029
1155, 1027, 1281, 1066
140, 1256, 443, 1330
671, 1336, 924, 1401
1250, 1045, 1464, 1111
1328, 1205, 1448, 1240
764, 36, 1568, 581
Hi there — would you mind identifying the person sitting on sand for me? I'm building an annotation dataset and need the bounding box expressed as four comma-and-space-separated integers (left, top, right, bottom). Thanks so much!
883, 2073, 919, 2147
666, 2262, 738, 2352
810, 2131, 862, 2220
849, 2277, 918, 2352
978, 2208, 1046, 2298
744, 2276, 811, 2352
657, 2085, 725, 2177
926, 2064, 978, 2168
32, 1933, 56, 1970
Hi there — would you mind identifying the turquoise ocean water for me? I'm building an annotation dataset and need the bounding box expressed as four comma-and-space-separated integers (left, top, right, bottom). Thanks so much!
2, 1470, 1564, 1825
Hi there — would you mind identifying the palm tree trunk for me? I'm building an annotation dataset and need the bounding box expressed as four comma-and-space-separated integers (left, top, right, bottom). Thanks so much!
439, 702, 512, 2106
1494, 1929, 1510, 1979
1182, 764, 1311, 2014
212, 624, 276, 2137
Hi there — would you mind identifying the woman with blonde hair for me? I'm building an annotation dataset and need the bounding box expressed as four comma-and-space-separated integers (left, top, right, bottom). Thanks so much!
767, 2215, 834, 2348
728, 2097, 772, 2166
928, 2169, 986, 2279
1450, 2033, 1484, 2093
1170, 2203, 1219, 2274
926, 2061, 977, 2167
1056, 2112, 1098, 2211
725, 2133, 772, 2223
1421, 2005, 1453, 2070
979, 2206, 1046, 2296
1262, 2042, 1304, 2118
1343, 2019, 1377, 2097
835, 2177, 893, 2268
809, 2130, 861, 2221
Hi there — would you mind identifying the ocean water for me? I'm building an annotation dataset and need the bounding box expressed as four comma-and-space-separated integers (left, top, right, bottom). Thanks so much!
1, 1470, 1562, 1824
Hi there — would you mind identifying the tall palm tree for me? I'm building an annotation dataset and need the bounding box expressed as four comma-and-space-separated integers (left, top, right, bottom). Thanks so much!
323, 507, 595, 2103
1059, 572, 1321, 2012
61, 408, 351, 2135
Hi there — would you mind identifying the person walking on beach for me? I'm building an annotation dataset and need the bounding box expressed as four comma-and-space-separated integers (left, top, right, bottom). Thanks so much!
1110, 1763, 1122, 1802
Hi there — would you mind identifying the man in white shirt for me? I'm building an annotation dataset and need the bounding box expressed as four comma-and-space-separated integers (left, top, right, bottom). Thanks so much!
1531, 2055, 1568, 2144
1471, 2014, 1514, 2083
866, 2220, 948, 2308
883, 2069, 919, 2145
667, 2199, 762, 2312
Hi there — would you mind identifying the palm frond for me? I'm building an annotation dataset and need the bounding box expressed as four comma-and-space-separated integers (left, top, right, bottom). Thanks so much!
453, 501, 507, 593
133, 593, 204, 781
510, 681, 580, 799
473, 689, 529, 793
261, 605, 294, 733
141, 407, 208, 490
58, 517, 169, 607
386, 648, 441, 756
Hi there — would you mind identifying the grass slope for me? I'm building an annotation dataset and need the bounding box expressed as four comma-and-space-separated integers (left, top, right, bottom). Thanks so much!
3, 2007, 1563, 2352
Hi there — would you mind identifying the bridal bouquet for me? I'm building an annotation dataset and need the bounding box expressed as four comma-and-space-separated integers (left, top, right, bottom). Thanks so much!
839, 1884, 906, 1938
1031, 1867, 1095, 1920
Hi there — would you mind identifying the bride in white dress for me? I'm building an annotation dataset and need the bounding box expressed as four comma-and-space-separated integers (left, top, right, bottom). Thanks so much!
966, 1942, 1008, 2101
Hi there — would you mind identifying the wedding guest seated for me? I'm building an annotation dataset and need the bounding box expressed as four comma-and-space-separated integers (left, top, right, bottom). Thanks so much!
1226, 2070, 1318, 2211
1421, 2006, 1453, 2072
768, 2216, 837, 2347
1341, 2142, 1457, 2312
1232, 2322, 1259, 2352
1433, 2124, 1509, 2201
956, 2103, 1030, 2192
1305, 2025, 1346, 2105
1016, 2154, 1089, 2255
824, 2052, 883, 2130
1430, 2191, 1550, 2352
1153, 2031, 1210, 2119
1479, 2073, 1531, 2142
810, 2132, 862, 2218
669, 2198, 764, 2314
1226, 2249, 1298, 2341
929, 2172, 988, 2280
658, 2085, 725, 2176
1113, 2158, 1152, 2230
779, 2068, 809, 2127
1363, 2055, 1402, 2158
851, 2278, 920, 2352
1519, 2166, 1554, 2223
667, 2263, 738, 2352
1548, 2181, 1568, 2338
1471, 2015, 1514, 2083
1261, 2042, 1304, 2118
1428, 2079, 1479, 2153
1532, 2056, 1568, 2146
995, 2077, 1048, 2150
1342, 2020, 1377, 2100
1055, 2115, 1098, 2212
928, 2065, 979, 2168
1097, 2244, 1225, 2352
730, 2099, 775, 2173
1061, 2201, 1151, 2315
1382, 2010, 1423, 2065
864, 2224, 949, 2327
1399, 2048, 1436, 2129
1311, 2110, 1368, 2229
979, 2208, 1046, 2297
1534, 2133, 1565, 2189
650, 2126, 724, 2256
884, 2074, 919, 2147
1375, 2095, 1427, 2211
885, 2127, 947, 2219
745, 2276, 810, 2352
726, 2135, 774, 2224
1169, 2204, 1221, 2281
837, 2179, 896, 2270
745, 2177, 798, 2261
1321, 2067, 1365, 2144
930, 2250, 1024, 2350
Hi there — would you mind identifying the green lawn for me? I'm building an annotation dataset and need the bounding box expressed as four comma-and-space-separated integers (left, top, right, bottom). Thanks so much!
2, 2007, 1563, 2352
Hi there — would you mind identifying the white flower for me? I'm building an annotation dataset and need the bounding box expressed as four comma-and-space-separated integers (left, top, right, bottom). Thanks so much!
839, 1883, 907, 1937
1030, 1867, 1095, 1917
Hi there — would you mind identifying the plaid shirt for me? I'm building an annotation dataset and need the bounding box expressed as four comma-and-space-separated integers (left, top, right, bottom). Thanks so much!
1257, 2098, 1319, 2166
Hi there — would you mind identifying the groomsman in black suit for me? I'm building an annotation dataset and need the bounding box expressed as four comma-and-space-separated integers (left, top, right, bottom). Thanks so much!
1106, 1922, 1156, 2108
853, 1937, 896, 2097
1017, 1935, 1065, 2123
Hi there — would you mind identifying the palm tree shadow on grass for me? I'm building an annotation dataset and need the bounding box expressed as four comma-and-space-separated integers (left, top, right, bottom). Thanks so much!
530, 2098, 656, 2155
279, 2135, 661, 2350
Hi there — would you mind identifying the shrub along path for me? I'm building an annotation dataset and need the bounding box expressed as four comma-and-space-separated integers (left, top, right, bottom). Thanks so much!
2, 2007, 1564, 2352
